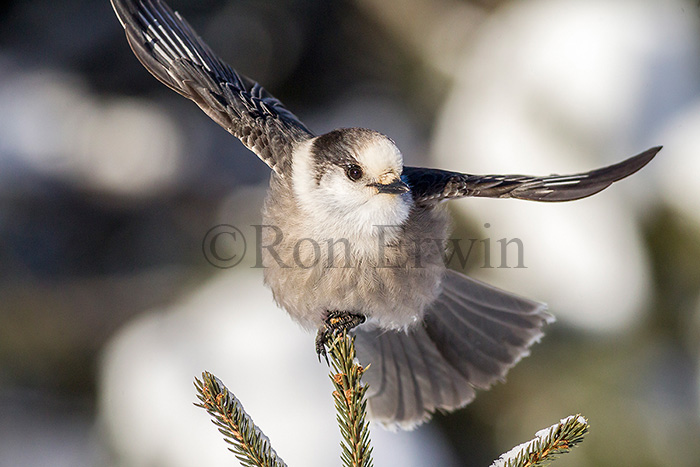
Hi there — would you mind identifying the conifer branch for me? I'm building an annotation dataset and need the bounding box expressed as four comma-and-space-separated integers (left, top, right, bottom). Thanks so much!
327, 331, 374, 467
194, 349, 585, 467
194, 371, 287, 467
489, 414, 589, 467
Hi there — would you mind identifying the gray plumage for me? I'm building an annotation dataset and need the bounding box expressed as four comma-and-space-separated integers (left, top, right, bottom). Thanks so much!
354, 270, 551, 427
111, 0, 661, 429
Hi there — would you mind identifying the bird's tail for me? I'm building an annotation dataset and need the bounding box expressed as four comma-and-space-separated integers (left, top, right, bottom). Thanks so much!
354, 269, 553, 429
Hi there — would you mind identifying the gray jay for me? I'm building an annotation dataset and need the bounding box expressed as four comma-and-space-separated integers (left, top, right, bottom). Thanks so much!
111, 0, 661, 429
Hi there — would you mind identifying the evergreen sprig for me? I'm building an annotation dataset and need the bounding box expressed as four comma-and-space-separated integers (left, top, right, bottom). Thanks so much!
194, 371, 287, 467
327, 331, 374, 467
194, 344, 587, 467
490, 414, 589, 467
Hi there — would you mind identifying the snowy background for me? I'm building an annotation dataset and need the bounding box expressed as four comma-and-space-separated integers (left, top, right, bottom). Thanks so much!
1, 0, 700, 466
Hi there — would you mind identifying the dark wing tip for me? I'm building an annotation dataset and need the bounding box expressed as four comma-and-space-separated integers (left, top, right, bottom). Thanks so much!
510, 145, 662, 202
109, 0, 129, 27
612, 145, 662, 180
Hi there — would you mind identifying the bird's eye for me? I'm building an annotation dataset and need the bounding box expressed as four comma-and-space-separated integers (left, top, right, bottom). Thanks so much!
345, 164, 363, 181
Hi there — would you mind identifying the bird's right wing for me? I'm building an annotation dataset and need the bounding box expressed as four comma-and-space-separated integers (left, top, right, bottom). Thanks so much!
404, 146, 661, 205
111, 0, 314, 176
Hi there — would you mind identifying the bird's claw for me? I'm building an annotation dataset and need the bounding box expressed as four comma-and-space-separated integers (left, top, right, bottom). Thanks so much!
314, 311, 366, 365
315, 327, 331, 365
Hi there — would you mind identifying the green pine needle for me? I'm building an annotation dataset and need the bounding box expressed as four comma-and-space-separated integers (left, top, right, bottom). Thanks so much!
194, 372, 287, 467
490, 414, 589, 467
327, 331, 374, 467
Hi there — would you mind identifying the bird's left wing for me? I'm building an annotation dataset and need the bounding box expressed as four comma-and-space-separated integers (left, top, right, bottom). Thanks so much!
111, 0, 314, 176
404, 146, 661, 205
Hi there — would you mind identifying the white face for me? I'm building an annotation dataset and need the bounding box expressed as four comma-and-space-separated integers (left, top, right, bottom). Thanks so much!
292, 129, 413, 246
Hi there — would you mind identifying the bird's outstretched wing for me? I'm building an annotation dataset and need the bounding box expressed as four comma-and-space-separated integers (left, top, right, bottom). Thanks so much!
111, 0, 314, 176
404, 146, 661, 205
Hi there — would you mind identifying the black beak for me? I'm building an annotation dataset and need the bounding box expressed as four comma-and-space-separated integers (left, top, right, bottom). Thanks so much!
373, 178, 410, 195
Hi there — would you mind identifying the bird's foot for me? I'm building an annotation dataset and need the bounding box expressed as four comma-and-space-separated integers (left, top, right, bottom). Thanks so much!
315, 311, 366, 364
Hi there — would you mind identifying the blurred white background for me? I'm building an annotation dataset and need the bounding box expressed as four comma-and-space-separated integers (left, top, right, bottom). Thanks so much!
1, 0, 699, 466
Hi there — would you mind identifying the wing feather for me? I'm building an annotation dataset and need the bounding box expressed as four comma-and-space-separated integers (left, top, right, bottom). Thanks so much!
404, 146, 661, 205
111, 0, 314, 175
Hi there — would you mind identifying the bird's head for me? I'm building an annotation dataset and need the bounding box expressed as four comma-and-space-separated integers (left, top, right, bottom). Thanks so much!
291, 128, 413, 242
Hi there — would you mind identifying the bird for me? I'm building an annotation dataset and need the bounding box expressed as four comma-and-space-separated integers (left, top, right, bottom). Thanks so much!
111, 0, 661, 429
